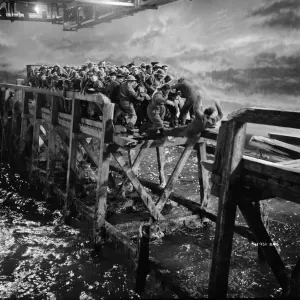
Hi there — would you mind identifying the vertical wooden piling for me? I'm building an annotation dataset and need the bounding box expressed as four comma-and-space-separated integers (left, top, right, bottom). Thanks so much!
196, 141, 209, 208
66, 93, 80, 221
0, 87, 6, 158
47, 95, 60, 181
93, 102, 114, 248
19, 90, 28, 155
156, 146, 166, 187
135, 224, 150, 295
9, 88, 17, 156
30, 92, 42, 181
208, 120, 247, 299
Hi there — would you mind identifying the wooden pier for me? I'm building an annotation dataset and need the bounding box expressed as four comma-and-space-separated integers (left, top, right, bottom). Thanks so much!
1, 82, 300, 298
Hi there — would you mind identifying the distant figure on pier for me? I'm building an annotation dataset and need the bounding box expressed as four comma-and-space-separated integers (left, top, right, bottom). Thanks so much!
8, 0, 14, 16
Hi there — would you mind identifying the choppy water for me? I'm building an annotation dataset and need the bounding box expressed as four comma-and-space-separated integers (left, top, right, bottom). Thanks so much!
1, 144, 300, 299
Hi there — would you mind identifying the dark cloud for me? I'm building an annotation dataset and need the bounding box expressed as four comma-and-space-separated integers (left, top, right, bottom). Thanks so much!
251, 0, 300, 17
263, 11, 300, 29
250, 0, 300, 29
254, 52, 300, 68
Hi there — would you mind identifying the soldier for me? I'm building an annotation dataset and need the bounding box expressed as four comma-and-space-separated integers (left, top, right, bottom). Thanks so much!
114, 75, 145, 132
171, 78, 202, 125
146, 83, 175, 133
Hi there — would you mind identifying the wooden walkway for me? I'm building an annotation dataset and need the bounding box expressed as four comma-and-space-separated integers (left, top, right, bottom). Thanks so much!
1, 82, 300, 298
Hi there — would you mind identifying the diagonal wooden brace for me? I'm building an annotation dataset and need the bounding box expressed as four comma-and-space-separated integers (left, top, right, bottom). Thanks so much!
155, 140, 196, 212
112, 151, 164, 221
238, 200, 290, 295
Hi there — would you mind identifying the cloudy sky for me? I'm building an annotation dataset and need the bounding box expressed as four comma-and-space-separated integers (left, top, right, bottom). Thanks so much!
1, 0, 300, 110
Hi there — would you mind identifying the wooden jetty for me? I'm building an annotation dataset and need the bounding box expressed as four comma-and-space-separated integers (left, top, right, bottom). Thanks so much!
1, 82, 300, 298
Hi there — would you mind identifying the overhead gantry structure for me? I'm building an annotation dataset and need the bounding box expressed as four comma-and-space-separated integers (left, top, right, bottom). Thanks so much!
0, 0, 182, 31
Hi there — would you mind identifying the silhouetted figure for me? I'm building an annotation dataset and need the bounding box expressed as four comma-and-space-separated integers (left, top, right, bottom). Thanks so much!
9, 0, 14, 16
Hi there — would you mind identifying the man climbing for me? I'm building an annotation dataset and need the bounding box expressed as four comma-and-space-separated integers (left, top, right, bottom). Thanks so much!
185, 99, 223, 138
171, 78, 202, 125
114, 75, 145, 132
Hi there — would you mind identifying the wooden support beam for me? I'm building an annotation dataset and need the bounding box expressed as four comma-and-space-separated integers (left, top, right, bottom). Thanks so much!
46, 95, 60, 181
155, 139, 196, 212
112, 151, 164, 221
135, 224, 150, 295
290, 257, 300, 297
19, 90, 28, 155
132, 140, 154, 174
238, 201, 290, 295
156, 146, 166, 187
196, 142, 209, 209
249, 135, 300, 159
228, 107, 300, 129
65, 93, 80, 220
208, 120, 247, 299
93, 103, 114, 247
268, 132, 300, 147
139, 178, 256, 242
30, 92, 42, 182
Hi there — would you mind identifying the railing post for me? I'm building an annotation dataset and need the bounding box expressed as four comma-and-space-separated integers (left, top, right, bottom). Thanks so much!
30, 92, 42, 182
196, 141, 209, 220
19, 89, 28, 156
47, 95, 60, 185
156, 146, 166, 187
65, 93, 80, 222
93, 102, 114, 249
0, 86, 6, 159
208, 120, 247, 299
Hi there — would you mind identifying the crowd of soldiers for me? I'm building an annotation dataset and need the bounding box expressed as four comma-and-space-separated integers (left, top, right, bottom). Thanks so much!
26, 60, 223, 136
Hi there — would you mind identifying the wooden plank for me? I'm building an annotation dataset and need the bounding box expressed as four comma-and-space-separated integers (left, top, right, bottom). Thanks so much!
276, 159, 300, 166
196, 142, 209, 207
156, 146, 166, 187
30, 92, 42, 181
208, 120, 247, 299
243, 174, 300, 204
228, 107, 300, 129
112, 151, 164, 221
47, 95, 60, 180
19, 90, 28, 154
58, 112, 71, 120
80, 117, 103, 128
57, 117, 71, 129
0, 84, 111, 105
155, 139, 196, 212
65, 95, 81, 221
243, 156, 300, 185
238, 201, 290, 295
249, 136, 300, 159
113, 135, 138, 148
268, 132, 300, 146
9, 91, 18, 155
135, 224, 150, 295
79, 124, 102, 138
93, 103, 114, 247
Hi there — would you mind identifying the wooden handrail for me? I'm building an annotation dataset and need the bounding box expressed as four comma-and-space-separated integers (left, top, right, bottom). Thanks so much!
0, 83, 111, 104
227, 107, 300, 129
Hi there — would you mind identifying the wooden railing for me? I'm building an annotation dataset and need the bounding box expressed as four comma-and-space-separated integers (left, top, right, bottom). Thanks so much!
208, 108, 300, 298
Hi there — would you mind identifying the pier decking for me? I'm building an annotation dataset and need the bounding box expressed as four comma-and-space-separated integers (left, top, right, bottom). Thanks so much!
1, 82, 300, 298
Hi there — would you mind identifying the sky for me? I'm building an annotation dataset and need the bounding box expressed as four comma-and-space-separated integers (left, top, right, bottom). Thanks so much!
1, 0, 300, 110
